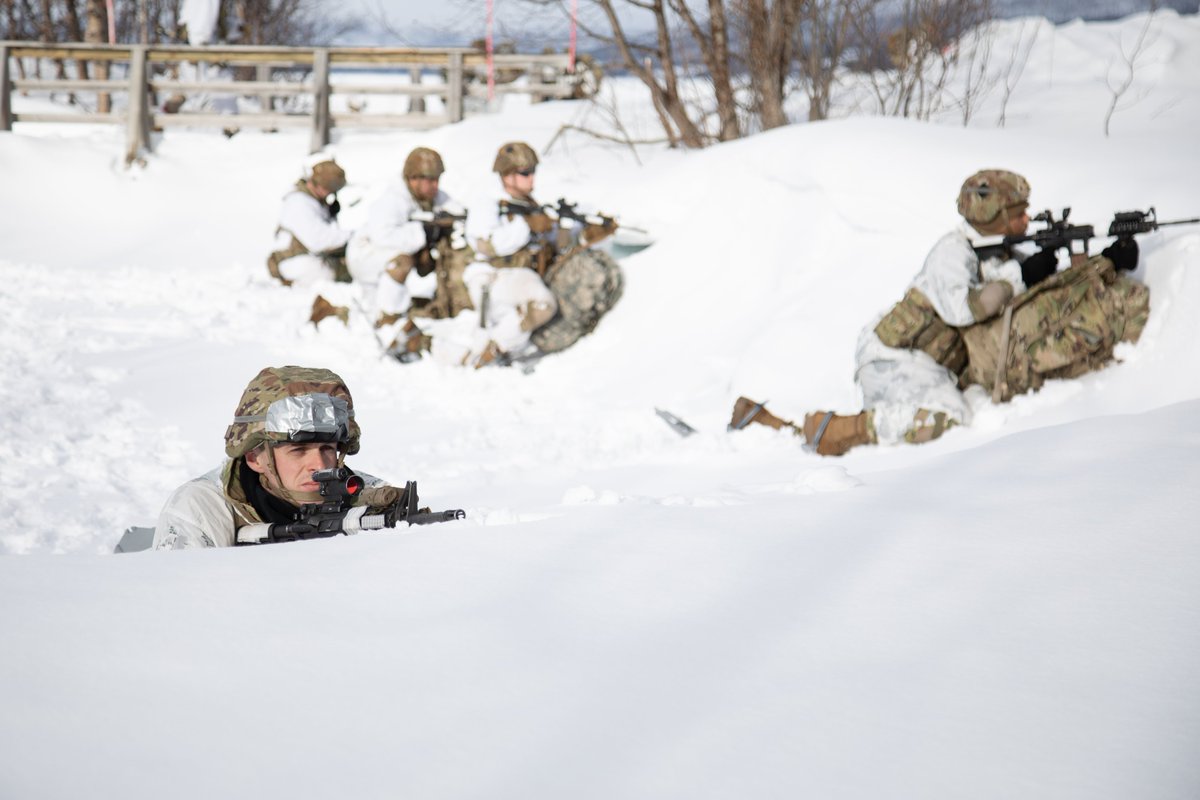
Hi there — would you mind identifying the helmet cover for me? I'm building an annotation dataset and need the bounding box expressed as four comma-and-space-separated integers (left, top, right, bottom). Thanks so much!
957, 169, 1030, 230
224, 366, 360, 459
492, 141, 539, 175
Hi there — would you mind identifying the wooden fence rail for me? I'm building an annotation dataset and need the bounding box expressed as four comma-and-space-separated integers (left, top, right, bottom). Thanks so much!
0, 41, 578, 162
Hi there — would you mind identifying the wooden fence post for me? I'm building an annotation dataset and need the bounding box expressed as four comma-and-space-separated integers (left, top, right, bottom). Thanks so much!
125, 45, 151, 163
409, 67, 425, 114
311, 47, 330, 153
1, 45, 12, 132
447, 51, 463, 123
256, 62, 275, 112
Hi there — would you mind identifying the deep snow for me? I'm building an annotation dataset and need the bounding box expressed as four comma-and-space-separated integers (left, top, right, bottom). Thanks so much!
1, 11, 1198, 799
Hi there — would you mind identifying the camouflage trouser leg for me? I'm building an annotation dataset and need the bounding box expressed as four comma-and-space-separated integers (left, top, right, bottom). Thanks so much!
856, 331, 971, 446
323, 253, 353, 283
904, 409, 957, 445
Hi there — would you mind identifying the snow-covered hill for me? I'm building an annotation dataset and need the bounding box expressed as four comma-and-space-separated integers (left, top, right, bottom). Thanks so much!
1, 12, 1198, 800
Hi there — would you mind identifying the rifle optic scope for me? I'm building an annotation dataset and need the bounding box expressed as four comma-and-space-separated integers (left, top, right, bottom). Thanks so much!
311, 467, 364, 499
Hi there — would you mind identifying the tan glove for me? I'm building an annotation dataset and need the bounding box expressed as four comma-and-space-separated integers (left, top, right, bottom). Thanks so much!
582, 219, 617, 246
526, 213, 554, 234
362, 484, 405, 509
967, 281, 1014, 322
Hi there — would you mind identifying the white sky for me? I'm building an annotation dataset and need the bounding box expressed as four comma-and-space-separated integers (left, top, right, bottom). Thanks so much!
343, 0, 647, 45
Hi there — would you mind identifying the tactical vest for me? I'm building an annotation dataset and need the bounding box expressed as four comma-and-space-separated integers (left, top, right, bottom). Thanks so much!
406, 238, 476, 320
480, 194, 568, 278
959, 256, 1150, 402
873, 287, 969, 376
267, 233, 308, 285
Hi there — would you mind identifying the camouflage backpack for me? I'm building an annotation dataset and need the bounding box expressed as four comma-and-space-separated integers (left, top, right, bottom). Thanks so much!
960, 256, 1150, 402
531, 248, 625, 353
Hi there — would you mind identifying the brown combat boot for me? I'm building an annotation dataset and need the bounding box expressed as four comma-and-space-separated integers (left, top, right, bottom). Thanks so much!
728, 396, 803, 436
310, 295, 349, 327
801, 411, 874, 456
386, 319, 431, 363
375, 311, 405, 329
469, 340, 504, 369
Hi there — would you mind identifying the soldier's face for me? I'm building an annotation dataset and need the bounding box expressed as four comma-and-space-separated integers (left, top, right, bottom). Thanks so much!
407, 175, 440, 202
246, 442, 338, 497
1005, 207, 1030, 237
308, 180, 333, 201
502, 170, 535, 198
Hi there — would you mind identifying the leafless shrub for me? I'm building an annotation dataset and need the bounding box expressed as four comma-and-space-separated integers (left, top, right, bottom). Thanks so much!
1104, 7, 1159, 137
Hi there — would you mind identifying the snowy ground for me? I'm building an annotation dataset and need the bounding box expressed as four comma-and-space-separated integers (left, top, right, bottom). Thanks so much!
1, 12, 1199, 799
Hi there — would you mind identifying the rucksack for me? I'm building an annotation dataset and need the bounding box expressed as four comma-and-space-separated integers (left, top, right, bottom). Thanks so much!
960, 256, 1150, 402
531, 247, 625, 353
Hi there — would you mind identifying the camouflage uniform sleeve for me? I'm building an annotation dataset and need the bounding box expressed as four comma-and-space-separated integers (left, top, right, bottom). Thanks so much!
152, 474, 236, 550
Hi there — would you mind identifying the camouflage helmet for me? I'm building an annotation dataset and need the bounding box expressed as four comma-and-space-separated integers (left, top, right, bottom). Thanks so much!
493, 142, 539, 175
224, 366, 360, 459
403, 147, 445, 179
308, 159, 347, 194
957, 169, 1030, 229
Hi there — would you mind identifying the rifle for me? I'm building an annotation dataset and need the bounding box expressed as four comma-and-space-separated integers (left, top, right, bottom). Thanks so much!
236, 468, 465, 545
552, 198, 618, 229
499, 197, 645, 234
1005, 207, 1094, 258
410, 209, 468, 250
1107, 207, 1200, 241
410, 209, 468, 227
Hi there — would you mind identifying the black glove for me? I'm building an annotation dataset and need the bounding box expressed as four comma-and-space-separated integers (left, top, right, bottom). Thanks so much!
1102, 237, 1139, 272
1020, 247, 1058, 287
423, 222, 442, 247
326, 197, 341, 219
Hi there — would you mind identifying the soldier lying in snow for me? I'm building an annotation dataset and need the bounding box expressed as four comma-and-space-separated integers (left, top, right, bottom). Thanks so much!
152, 366, 459, 549
730, 169, 1149, 455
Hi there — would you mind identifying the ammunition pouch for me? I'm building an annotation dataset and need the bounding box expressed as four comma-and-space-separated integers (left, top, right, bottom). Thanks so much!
266, 232, 308, 286
406, 245, 476, 320
874, 288, 968, 376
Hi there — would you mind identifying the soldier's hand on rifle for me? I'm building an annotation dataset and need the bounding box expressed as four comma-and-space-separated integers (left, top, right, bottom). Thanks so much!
362, 484, 406, 509
582, 218, 618, 246
1102, 237, 1139, 272
526, 212, 555, 234
423, 222, 442, 246
1020, 247, 1059, 288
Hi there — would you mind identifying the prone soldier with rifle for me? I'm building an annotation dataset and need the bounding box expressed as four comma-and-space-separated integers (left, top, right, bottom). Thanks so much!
729, 169, 1195, 455
152, 365, 464, 550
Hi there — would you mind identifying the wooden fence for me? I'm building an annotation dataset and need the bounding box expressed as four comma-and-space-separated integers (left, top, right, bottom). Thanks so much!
0, 41, 579, 162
